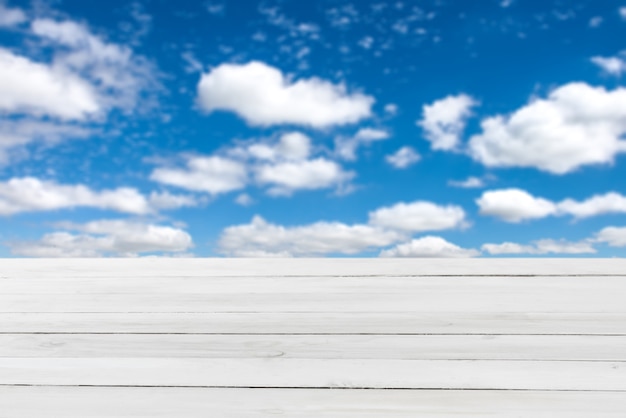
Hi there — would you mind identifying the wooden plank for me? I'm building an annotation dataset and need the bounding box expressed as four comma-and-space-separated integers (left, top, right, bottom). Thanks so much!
2, 387, 626, 418
2, 275, 624, 294
1, 358, 625, 390
2, 259, 624, 415
1, 258, 625, 278
1, 334, 625, 361
3, 312, 626, 335
2, 283, 626, 312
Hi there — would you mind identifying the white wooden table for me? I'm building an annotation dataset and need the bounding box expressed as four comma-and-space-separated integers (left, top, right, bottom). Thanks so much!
1, 258, 625, 417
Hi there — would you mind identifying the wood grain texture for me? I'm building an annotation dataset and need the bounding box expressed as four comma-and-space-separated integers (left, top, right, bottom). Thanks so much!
2, 358, 626, 390
1, 259, 624, 416
1, 334, 626, 360
2, 276, 626, 313
2, 387, 626, 418
1, 257, 625, 277
3, 312, 626, 334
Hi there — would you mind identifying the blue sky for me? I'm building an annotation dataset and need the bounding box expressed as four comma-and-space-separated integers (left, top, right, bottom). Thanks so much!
1, 0, 626, 257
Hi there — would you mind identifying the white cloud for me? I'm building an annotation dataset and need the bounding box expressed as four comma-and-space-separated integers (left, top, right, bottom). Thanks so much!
274, 132, 311, 160
259, 5, 320, 39
500, 0, 514, 8
218, 215, 402, 257
478, 189, 626, 222
152, 132, 356, 197
595, 226, 626, 247
0, 15, 158, 160
9, 219, 193, 257
335, 128, 390, 160
218, 196, 467, 257
255, 157, 354, 196
469, 83, 626, 174
476, 188, 557, 223
0, 177, 198, 216
482, 239, 596, 255
30, 18, 157, 113
591, 55, 626, 76
0, 119, 92, 152
0, 177, 152, 215
0, 3, 26, 27
230, 132, 312, 162
620, 7, 626, 20
448, 176, 486, 188
148, 191, 200, 210
196, 61, 374, 128
0, 48, 100, 120
238, 133, 353, 195
385, 146, 421, 169
512, 239, 595, 254
354, 128, 390, 141
558, 192, 626, 218
481, 241, 533, 254
368, 201, 467, 232
418, 94, 477, 151
380, 236, 480, 258
150, 156, 247, 195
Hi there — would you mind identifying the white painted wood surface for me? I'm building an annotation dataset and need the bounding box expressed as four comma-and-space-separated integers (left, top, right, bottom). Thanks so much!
1, 258, 625, 416
2, 388, 626, 418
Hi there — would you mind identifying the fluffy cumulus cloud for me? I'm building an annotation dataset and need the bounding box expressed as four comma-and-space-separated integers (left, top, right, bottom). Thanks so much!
380, 236, 479, 258
0, 14, 158, 160
196, 61, 374, 128
152, 132, 354, 196
256, 158, 354, 196
335, 128, 390, 161
218, 215, 402, 257
218, 199, 467, 256
29, 18, 156, 113
0, 177, 196, 216
0, 48, 100, 120
558, 192, 626, 218
418, 94, 477, 151
469, 83, 626, 174
9, 219, 193, 257
482, 239, 596, 255
385, 146, 421, 169
272, 132, 311, 160
229, 131, 312, 162
369, 201, 467, 232
476, 189, 557, 223
595, 226, 626, 247
150, 156, 247, 195
478, 188, 626, 222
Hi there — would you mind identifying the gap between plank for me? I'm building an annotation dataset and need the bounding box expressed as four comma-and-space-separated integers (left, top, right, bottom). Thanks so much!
2, 332, 626, 336
1, 384, 626, 392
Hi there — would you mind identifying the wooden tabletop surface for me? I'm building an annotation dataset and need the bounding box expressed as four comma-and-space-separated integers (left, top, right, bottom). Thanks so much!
1, 258, 625, 417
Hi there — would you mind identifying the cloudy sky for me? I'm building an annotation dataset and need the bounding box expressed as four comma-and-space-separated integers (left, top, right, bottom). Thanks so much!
0, 0, 625, 258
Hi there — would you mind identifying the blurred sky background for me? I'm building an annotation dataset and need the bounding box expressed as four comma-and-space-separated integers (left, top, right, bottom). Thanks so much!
1, 0, 626, 257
